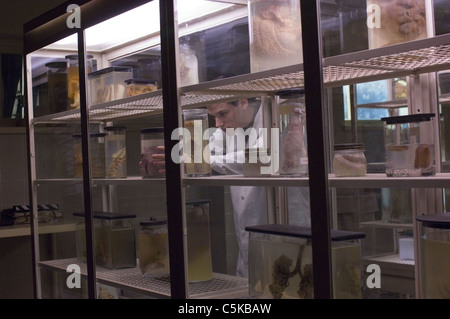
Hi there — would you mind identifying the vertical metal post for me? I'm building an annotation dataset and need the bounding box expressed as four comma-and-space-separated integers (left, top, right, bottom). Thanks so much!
300, 0, 333, 298
159, 0, 188, 299
78, 29, 97, 299
24, 53, 41, 299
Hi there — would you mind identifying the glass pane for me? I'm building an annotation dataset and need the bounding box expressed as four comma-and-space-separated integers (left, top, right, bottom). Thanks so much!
334, 187, 415, 299
27, 32, 85, 298
83, 1, 168, 299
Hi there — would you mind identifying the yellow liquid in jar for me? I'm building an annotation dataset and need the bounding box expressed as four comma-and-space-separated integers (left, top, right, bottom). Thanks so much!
420, 236, 450, 298
138, 232, 170, 276
187, 204, 213, 282
184, 120, 211, 176
67, 64, 92, 110
67, 66, 80, 109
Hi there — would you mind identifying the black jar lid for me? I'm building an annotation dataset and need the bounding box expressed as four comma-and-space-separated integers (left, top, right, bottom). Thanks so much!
417, 213, 450, 229
65, 54, 94, 59
104, 126, 126, 131
334, 143, 364, 151
88, 66, 132, 77
381, 113, 435, 124
274, 88, 305, 98
245, 224, 365, 241
90, 132, 107, 138
186, 199, 211, 206
124, 78, 157, 85
140, 217, 167, 226
72, 132, 107, 138
45, 61, 67, 69
141, 127, 164, 133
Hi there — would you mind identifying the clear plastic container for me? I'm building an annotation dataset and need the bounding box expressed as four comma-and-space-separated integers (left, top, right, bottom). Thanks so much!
73, 132, 106, 178
417, 213, 450, 298
367, 0, 428, 49
179, 44, 199, 86
276, 89, 308, 176
138, 217, 170, 276
186, 200, 213, 282
140, 127, 165, 178
246, 224, 365, 299
88, 67, 133, 105
182, 109, 211, 177
45, 61, 67, 114
104, 126, 127, 178
72, 134, 83, 178
66, 54, 93, 109
90, 132, 106, 178
333, 143, 367, 177
381, 113, 435, 177
125, 78, 157, 97
248, 0, 303, 72
137, 57, 162, 88
74, 212, 137, 269
398, 230, 414, 261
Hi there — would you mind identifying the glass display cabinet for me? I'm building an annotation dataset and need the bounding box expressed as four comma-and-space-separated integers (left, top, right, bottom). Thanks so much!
23, 0, 450, 299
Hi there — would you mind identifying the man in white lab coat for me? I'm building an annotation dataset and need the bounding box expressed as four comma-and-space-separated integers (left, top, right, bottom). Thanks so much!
207, 98, 268, 278
154, 98, 310, 277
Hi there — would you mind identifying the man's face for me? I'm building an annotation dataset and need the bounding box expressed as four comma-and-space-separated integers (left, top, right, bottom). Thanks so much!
207, 102, 239, 131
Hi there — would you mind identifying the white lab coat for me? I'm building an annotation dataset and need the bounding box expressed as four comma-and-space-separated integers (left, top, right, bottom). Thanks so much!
209, 106, 311, 277
209, 106, 268, 278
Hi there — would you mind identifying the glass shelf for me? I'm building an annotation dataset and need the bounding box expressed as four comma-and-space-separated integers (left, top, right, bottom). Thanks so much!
39, 258, 248, 299
30, 33, 450, 124
183, 173, 450, 188
34, 176, 166, 185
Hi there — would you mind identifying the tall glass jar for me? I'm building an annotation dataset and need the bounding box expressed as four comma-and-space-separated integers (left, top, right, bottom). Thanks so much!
367, 0, 428, 49
182, 109, 211, 177
333, 143, 367, 177
138, 217, 170, 277
66, 54, 93, 109
73, 132, 106, 178
45, 61, 67, 114
137, 56, 162, 88
276, 89, 308, 176
417, 213, 450, 299
104, 126, 127, 178
140, 127, 165, 178
179, 44, 199, 86
72, 134, 83, 178
248, 0, 303, 73
90, 132, 106, 178
186, 200, 213, 282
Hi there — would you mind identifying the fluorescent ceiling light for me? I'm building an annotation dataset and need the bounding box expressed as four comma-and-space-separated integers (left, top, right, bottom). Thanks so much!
45, 0, 234, 52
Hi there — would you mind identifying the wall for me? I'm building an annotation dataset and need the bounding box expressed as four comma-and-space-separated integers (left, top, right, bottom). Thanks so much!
0, 128, 33, 298
0, 0, 71, 299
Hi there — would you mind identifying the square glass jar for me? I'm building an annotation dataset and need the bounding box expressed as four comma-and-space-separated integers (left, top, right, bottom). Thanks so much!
74, 212, 137, 269
381, 113, 435, 177
246, 224, 365, 299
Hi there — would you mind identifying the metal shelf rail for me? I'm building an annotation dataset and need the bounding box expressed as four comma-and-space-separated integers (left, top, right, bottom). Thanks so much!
29, 33, 450, 124
39, 258, 248, 299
